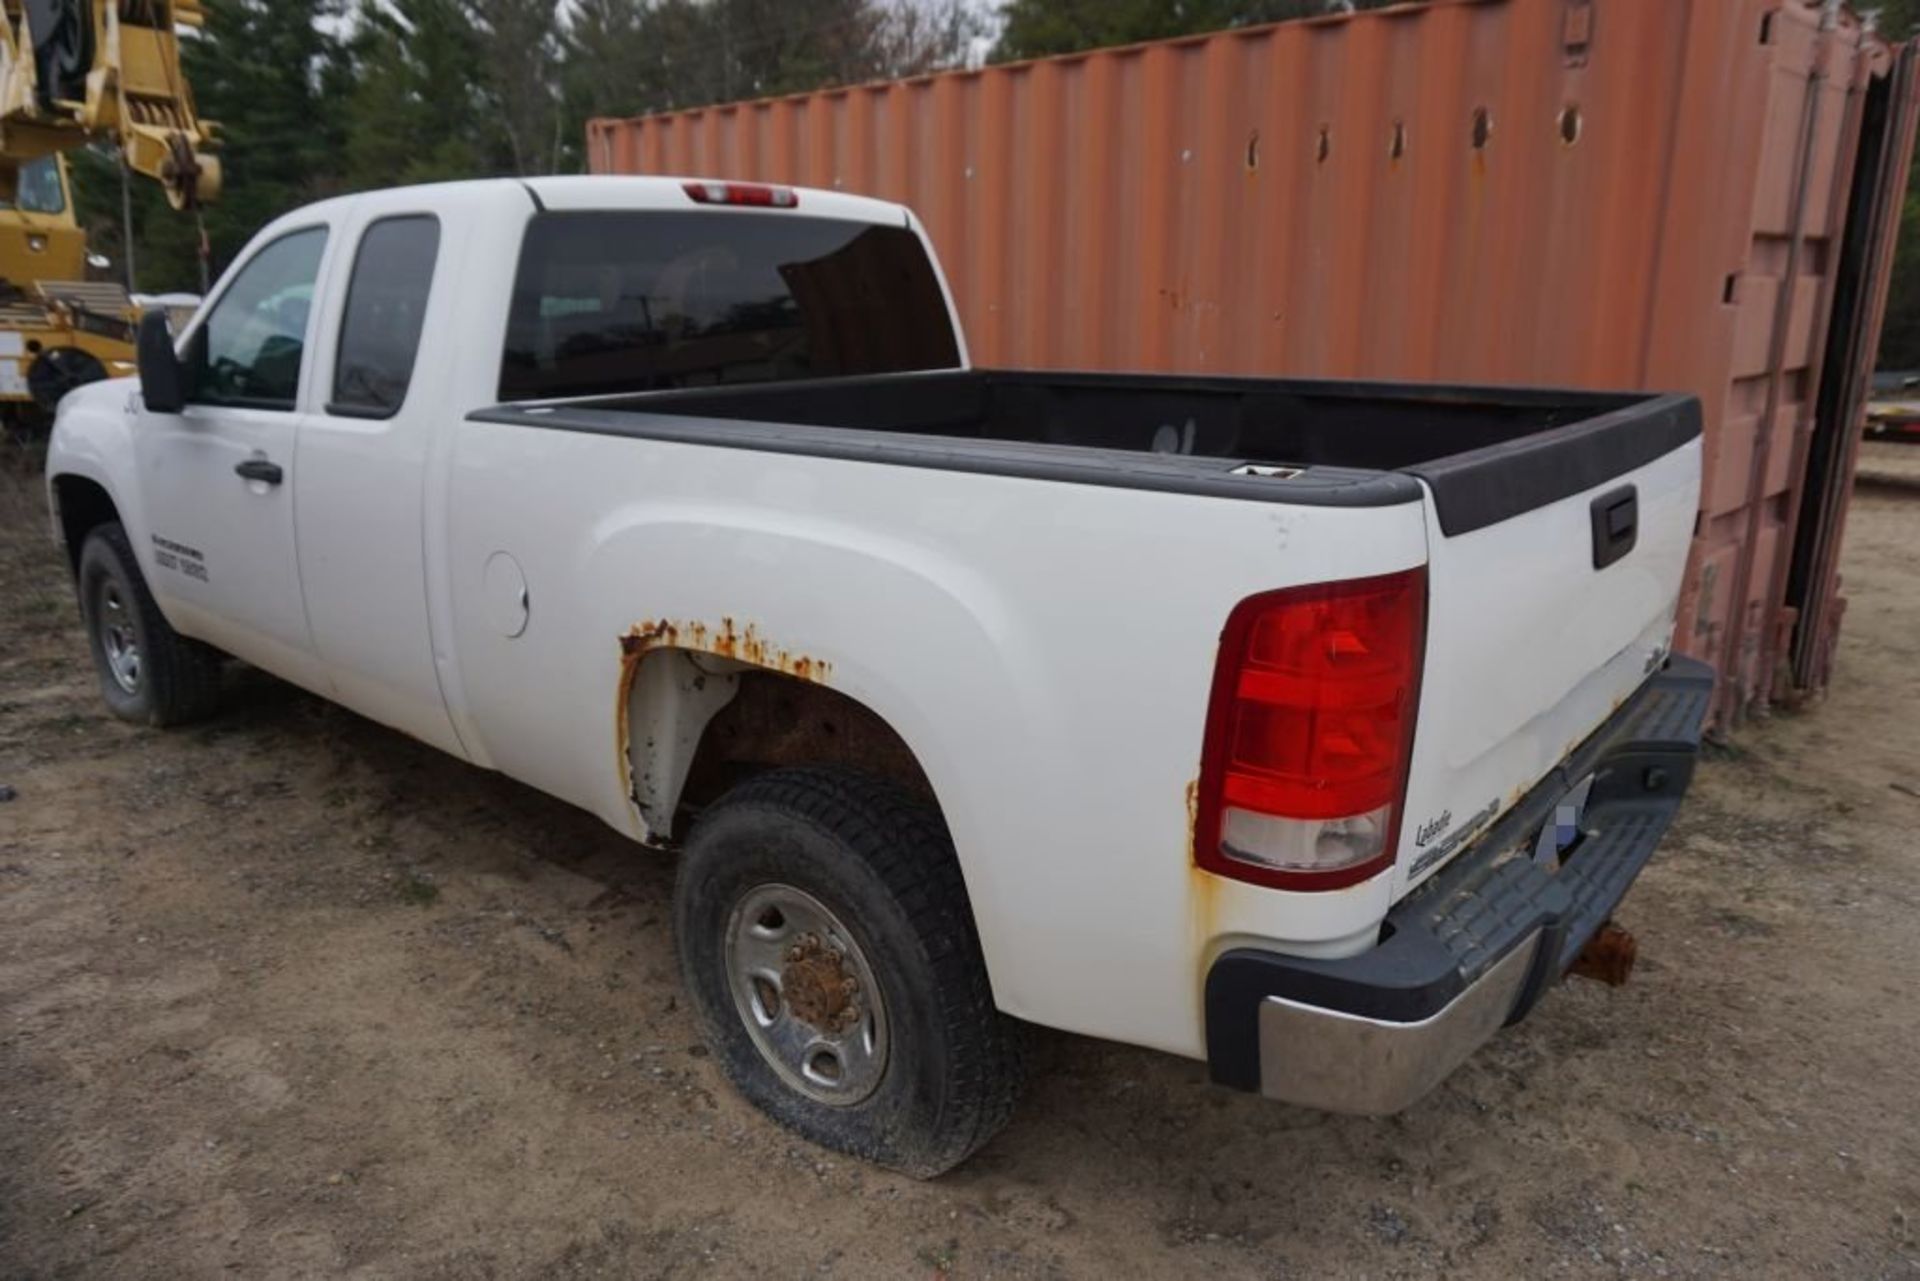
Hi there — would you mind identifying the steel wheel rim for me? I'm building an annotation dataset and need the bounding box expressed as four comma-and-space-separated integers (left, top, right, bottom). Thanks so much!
724, 882, 889, 1107
97, 581, 140, 694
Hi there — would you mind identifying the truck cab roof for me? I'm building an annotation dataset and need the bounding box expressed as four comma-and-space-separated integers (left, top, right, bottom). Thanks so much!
250, 175, 914, 245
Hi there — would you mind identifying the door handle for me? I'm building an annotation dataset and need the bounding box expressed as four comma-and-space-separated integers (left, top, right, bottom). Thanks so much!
235, 457, 284, 486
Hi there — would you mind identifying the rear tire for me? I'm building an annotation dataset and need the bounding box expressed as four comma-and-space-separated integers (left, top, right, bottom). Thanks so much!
674, 766, 1022, 1177
78, 522, 222, 726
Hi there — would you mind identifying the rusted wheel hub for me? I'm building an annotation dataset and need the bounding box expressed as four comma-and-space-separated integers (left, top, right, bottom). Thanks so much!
779, 932, 862, 1034
725, 884, 889, 1105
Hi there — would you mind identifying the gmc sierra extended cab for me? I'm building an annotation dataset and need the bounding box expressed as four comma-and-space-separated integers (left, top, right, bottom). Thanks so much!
44, 176, 1711, 1176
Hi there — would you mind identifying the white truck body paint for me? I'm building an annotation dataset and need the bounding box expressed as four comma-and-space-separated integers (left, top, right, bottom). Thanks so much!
1393, 437, 1700, 900
46, 176, 1701, 1064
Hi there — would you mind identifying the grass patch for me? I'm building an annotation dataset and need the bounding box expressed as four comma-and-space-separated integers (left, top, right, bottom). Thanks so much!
394, 871, 440, 906
915, 1240, 959, 1275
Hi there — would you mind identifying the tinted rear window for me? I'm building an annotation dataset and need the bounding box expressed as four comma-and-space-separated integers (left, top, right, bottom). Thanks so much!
332, 215, 440, 416
499, 210, 962, 402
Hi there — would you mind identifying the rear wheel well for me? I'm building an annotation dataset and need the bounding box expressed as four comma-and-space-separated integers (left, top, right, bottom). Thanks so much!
52, 475, 120, 576
680, 668, 935, 818
627, 654, 936, 838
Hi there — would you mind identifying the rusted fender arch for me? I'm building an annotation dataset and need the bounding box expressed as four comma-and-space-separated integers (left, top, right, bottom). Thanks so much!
616, 619, 940, 843
584, 541, 1060, 1033
620, 617, 833, 683
618, 637, 742, 840
619, 617, 819, 839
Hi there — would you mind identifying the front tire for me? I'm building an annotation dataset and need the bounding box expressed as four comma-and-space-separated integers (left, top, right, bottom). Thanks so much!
78, 522, 222, 726
674, 766, 1022, 1177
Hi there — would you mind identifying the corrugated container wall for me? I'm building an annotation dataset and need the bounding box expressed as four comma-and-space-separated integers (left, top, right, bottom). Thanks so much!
589, 0, 1920, 731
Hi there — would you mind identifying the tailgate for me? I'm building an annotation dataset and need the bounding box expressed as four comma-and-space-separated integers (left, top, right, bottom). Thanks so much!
1392, 395, 1702, 895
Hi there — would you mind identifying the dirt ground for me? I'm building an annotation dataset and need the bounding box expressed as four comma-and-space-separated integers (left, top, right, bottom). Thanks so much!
2, 444, 1918, 1281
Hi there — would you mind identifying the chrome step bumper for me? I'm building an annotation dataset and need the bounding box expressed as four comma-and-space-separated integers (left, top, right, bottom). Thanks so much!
1204, 655, 1712, 1114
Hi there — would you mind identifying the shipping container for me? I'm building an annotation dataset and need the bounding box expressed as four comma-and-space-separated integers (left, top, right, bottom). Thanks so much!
588, 0, 1919, 731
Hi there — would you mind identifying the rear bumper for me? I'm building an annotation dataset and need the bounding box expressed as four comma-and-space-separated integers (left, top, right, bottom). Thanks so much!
1203, 655, 1713, 1114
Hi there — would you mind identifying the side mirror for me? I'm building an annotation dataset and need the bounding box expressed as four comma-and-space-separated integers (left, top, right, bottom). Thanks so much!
136, 308, 186, 414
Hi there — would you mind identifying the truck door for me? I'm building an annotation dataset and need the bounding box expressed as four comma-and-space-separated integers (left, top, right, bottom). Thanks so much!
292, 210, 465, 756
132, 224, 333, 695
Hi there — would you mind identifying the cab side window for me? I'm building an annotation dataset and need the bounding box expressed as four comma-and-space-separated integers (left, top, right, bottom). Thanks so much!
330, 215, 441, 417
191, 226, 327, 411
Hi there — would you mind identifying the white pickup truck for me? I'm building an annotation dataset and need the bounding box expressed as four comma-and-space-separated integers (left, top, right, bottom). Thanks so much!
44, 176, 1712, 1175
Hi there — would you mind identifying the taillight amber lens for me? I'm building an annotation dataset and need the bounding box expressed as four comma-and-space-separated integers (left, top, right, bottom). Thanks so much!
1195, 568, 1426, 890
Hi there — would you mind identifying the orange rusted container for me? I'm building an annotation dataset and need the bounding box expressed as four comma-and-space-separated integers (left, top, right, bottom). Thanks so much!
589, 0, 1919, 730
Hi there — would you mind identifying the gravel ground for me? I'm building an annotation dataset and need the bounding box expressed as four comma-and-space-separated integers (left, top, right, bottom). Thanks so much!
1859, 436, 1920, 488
2, 444, 1918, 1279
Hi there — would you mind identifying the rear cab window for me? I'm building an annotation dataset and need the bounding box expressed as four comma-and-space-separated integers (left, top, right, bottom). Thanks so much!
330, 215, 441, 417
498, 210, 961, 402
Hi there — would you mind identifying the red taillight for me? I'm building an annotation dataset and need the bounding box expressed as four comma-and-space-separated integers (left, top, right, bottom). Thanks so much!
1194, 568, 1427, 891
681, 180, 799, 208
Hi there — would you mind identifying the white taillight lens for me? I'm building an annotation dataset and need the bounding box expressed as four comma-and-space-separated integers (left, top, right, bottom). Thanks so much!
1220, 803, 1392, 875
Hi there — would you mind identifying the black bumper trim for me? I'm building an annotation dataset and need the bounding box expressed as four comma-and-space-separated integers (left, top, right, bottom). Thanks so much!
1205, 655, 1713, 1094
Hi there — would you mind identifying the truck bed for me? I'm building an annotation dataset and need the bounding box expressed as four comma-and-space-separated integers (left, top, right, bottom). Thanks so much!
480, 370, 1698, 534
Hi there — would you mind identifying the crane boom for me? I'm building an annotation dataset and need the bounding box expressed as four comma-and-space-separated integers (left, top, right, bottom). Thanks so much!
0, 1, 221, 432
0, 0, 220, 210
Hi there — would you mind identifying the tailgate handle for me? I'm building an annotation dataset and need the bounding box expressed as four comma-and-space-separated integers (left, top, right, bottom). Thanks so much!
1590, 485, 1637, 569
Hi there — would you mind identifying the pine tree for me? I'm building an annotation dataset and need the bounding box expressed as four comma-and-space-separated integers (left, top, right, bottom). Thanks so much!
45, 1, 1018, 294
190, 0, 351, 273
342, 0, 490, 190
563, 0, 650, 126
465, 0, 567, 175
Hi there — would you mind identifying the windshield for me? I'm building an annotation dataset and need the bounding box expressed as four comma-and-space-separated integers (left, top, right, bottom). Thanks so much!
499, 210, 961, 401
3, 157, 66, 215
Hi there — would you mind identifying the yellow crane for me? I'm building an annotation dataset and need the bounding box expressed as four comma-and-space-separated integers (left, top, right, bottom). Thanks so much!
0, 0, 218, 428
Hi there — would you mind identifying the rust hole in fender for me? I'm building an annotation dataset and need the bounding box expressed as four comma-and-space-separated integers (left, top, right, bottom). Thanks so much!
614, 619, 838, 817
